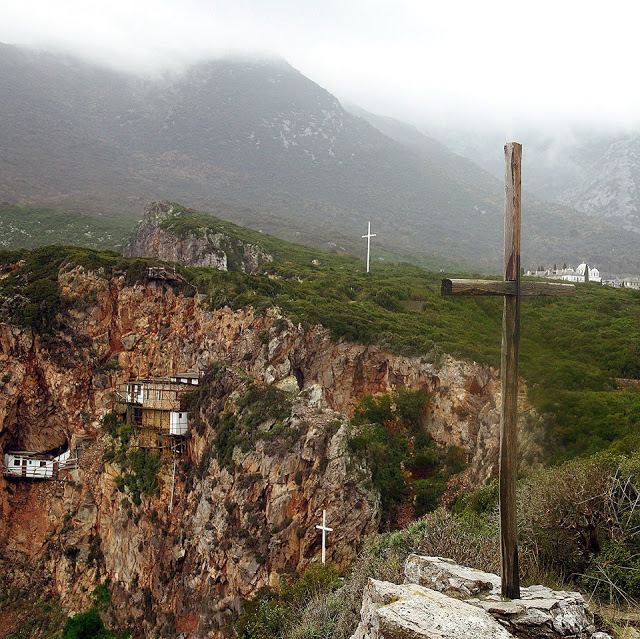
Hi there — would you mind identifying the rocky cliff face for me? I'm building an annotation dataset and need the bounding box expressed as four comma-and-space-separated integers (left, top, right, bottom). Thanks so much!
125, 201, 273, 272
556, 137, 640, 237
0, 265, 543, 637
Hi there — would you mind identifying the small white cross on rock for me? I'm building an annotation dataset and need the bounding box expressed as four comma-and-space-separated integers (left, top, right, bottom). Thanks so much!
315, 509, 333, 565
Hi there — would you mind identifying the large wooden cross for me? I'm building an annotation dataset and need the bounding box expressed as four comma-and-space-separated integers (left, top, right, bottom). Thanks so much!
441, 142, 575, 599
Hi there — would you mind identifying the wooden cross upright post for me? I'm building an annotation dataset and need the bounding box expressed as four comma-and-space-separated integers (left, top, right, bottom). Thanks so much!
441, 143, 576, 599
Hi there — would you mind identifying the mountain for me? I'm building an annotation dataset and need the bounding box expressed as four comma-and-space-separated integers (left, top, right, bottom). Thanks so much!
431, 124, 640, 243
2, 44, 639, 272
555, 136, 640, 236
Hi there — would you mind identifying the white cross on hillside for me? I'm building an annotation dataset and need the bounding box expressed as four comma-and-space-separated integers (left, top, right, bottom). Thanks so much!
362, 221, 376, 273
315, 509, 333, 565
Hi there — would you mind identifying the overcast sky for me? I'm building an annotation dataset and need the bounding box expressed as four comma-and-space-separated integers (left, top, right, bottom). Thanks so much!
3, 0, 639, 131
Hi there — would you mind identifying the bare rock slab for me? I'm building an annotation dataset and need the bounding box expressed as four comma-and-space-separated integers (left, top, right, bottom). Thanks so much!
404, 554, 500, 597
350, 578, 514, 639
401, 555, 611, 639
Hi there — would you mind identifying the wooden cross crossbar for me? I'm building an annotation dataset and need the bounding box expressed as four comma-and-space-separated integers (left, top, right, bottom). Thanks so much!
441, 279, 575, 297
441, 143, 576, 599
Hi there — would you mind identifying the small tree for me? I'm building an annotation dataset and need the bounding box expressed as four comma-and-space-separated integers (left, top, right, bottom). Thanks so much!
62, 609, 108, 639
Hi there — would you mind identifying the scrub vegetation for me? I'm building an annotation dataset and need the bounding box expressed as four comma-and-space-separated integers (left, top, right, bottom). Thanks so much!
348, 389, 465, 525
2, 207, 640, 462
0, 203, 133, 252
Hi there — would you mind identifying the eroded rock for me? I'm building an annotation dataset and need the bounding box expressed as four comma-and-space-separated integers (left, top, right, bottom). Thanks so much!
0, 263, 547, 637
350, 578, 513, 639
360, 555, 615, 639
125, 201, 273, 273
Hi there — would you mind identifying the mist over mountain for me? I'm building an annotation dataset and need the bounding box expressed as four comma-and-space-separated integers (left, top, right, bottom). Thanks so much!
429, 122, 640, 243
2, 44, 639, 273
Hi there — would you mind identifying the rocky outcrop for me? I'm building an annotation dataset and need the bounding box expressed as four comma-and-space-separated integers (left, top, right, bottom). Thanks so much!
100, 373, 380, 634
125, 201, 273, 272
0, 264, 545, 637
351, 555, 612, 639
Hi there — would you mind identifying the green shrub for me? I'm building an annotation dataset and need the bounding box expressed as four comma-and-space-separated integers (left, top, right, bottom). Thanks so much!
582, 539, 640, 601
235, 564, 341, 639
212, 382, 294, 470
349, 423, 409, 524
90, 583, 111, 607
349, 389, 464, 526
62, 609, 107, 639
414, 479, 446, 517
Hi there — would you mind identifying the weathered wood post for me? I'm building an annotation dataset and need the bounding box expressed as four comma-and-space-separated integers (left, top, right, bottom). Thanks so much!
441, 143, 576, 599
501, 142, 522, 599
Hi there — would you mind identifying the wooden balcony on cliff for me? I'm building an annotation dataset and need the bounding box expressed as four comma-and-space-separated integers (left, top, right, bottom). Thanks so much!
114, 374, 201, 450
2, 447, 78, 479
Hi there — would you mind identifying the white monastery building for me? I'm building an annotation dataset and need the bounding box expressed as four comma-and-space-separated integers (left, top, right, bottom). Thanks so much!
3, 448, 74, 479
526, 263, 601, 283
560, 263, 601, 283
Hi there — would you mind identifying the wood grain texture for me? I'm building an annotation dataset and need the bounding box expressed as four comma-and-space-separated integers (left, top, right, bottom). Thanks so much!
441, 279, 576, 297
504, 143, 521, 282
500, 142, 521, 600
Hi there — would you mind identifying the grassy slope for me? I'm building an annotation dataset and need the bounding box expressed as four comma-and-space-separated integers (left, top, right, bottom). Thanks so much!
2, 207, 640, 461
0, 203, 134, 251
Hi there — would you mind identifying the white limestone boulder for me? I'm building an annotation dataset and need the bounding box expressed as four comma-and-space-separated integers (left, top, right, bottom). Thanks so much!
404, 554, 500, 597
350, 578, 514, 639
401, 555, 612, 639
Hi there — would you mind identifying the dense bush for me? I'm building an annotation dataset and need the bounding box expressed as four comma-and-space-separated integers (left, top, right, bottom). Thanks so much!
517, 453, 640, 599
118, 449, 162, 505
212, 381, 295, 471
235, 564, 342, 639
348, 389, 466, 525
62, 609, 108, 639
103, 414, 163, 505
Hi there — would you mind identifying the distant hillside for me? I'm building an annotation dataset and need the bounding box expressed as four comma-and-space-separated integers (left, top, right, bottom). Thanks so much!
2, 45, 640, 272
0, 203, 133, 250
555, 136, 640, 237
430, 124, 640, 250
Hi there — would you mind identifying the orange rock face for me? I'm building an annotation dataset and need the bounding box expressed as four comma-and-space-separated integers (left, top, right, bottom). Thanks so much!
0, 266, 542, 637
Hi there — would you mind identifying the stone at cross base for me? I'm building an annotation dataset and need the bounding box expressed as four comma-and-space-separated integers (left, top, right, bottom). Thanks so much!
350, 555, 612, 639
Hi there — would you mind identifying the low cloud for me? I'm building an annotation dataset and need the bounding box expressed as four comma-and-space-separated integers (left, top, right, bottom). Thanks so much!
3, 0, 640, 130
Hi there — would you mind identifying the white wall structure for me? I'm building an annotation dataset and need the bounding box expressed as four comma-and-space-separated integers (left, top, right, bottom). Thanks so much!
558, 263, 601, 283
169, 411, 188, 435
3, 449, 72, 479
576, 263, 601, 283
170, 372, 201, 386
126, 382, 145, 404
